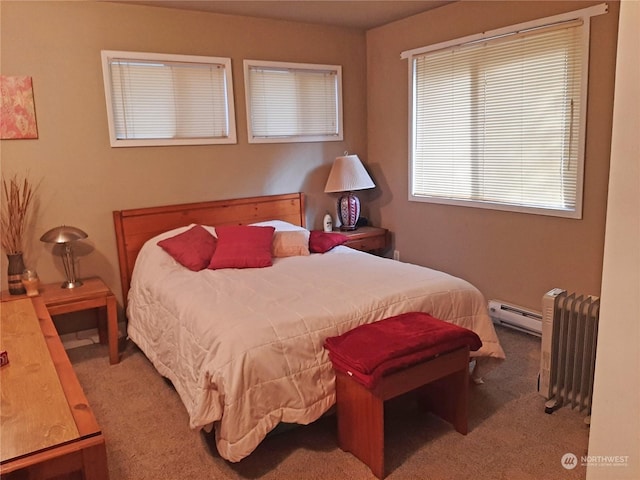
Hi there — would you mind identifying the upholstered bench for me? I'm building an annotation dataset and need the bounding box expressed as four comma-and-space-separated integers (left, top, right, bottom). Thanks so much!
325, 312, 482, 479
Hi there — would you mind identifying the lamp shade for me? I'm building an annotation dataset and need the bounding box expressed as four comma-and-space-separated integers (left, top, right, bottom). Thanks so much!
324, 154, 375, 193
40, 225, 88, 244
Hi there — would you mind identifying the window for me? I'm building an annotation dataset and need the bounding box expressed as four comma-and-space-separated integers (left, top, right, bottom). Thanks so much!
403, 4, 607, 218
244, 60, 343, 143
101, 51, 236, 147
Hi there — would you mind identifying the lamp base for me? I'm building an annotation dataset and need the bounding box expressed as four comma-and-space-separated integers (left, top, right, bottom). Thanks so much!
61, 279, 83, 289
337, 192, 361, 231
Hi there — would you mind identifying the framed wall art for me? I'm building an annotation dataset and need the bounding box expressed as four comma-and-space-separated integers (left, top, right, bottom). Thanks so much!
1, 75, 38, 140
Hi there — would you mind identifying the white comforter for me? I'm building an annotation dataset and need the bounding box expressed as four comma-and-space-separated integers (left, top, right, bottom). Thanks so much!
127, 225, 505, 462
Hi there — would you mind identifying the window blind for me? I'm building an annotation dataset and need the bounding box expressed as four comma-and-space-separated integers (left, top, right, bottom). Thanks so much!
244, 61, 343, 143
409, 19, 588, 217
102, 51, 236, 147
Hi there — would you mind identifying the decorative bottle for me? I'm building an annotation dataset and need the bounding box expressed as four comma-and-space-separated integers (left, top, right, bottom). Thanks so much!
323, 212, 333, 233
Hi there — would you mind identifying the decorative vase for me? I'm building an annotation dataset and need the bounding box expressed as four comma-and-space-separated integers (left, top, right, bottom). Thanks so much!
337, 192, 360, 231
7, 253, 27, 295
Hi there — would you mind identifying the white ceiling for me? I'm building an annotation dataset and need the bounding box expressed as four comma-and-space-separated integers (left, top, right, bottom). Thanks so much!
110, 1, 453, 30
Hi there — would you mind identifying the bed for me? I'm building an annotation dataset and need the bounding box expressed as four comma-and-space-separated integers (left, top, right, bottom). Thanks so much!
113, 192, 505, 463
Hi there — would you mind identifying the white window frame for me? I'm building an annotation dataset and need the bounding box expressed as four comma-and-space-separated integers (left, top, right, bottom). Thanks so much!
402, 4, 608, 219
243, 59, 343, 144
101, 50, 237, 147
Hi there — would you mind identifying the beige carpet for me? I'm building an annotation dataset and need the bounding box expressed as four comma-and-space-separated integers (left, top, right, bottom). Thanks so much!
68, 325, 589, 479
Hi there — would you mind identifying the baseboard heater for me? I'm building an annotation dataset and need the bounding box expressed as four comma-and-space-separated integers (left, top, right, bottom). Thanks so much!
488, 299, 542, 337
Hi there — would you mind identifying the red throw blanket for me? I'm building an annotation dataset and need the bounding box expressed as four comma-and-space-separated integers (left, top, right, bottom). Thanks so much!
324, 312, 482, 389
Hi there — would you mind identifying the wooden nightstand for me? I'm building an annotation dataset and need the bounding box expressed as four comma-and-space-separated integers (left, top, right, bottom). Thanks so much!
337, 226, 390, 254
1, 277, 119, 364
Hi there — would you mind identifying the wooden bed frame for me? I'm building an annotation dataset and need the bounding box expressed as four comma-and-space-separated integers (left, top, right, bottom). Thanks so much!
113, 192, 305, 305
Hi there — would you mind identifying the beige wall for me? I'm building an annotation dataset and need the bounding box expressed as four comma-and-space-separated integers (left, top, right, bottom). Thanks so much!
366, 1, 620, 310
0, 1, 367, 309
1, 1, 620, 315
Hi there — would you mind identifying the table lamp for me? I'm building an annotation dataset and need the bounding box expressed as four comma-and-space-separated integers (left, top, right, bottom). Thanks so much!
324, 153, 375, 230
40, 225, 88, 288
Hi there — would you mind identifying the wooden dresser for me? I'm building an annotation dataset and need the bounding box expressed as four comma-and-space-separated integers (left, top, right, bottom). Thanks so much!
0, 297, 109, 480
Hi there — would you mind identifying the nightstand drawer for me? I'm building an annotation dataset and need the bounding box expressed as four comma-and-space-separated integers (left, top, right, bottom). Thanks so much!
344, 235, 387, 252
338, 226, 390, 254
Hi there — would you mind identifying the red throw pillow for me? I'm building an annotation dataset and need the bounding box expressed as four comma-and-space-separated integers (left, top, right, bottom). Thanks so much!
309, 230, 348, 253
208, 225, 275, 269
157, 225, 217, 271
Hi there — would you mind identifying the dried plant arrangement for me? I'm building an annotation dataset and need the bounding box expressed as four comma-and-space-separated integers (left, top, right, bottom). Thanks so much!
1, 174, 36, 255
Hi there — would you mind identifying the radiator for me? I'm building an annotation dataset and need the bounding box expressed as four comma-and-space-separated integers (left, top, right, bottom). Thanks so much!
539, 288, 600, 420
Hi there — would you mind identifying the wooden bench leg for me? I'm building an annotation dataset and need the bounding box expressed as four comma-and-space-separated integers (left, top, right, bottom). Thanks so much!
336, 372, 385, 479
416, 366, 469, 435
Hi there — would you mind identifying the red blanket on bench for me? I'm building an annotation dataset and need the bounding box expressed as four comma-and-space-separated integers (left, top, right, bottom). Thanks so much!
324, 312, 482, 388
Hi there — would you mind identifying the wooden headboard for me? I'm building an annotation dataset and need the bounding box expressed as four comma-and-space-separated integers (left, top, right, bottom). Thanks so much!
113, 192, 305, 304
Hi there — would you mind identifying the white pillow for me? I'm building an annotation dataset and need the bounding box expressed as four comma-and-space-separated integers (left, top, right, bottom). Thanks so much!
151, 224, 217, 243
250, 220, 310, 257
250, 220, 308, 232
272, 230, 311, 258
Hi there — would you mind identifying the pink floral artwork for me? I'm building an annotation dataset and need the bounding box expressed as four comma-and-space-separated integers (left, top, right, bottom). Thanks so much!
1, 75, 38, 139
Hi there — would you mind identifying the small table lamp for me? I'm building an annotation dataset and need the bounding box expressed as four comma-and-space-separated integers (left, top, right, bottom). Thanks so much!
324, 153, 375, 231
40, 225, 88, 289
